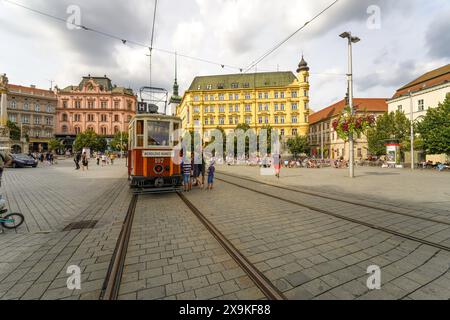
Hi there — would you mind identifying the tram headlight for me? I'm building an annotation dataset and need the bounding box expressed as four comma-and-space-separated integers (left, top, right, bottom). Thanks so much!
154, 165, 164, 175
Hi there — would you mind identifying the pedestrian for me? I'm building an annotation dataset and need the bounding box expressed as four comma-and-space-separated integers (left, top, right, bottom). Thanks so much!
96, 153, 100, 166
182, 157, 192, 192
74, 152, 81, 170
274, 154, 281, 179
0, 150, 12, 188
81, 152, 89, 171
101, 154, 107, 167
110, 153, 115, 165
207, 160, 215, 190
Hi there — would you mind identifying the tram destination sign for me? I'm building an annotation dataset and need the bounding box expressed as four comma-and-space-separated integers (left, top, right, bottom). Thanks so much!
142, 150, 174, 158
137, 102, 159, 114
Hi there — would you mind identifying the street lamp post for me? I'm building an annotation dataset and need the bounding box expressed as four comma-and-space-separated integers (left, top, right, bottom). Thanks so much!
340, 32, 360, 178
409, 91, 415, 170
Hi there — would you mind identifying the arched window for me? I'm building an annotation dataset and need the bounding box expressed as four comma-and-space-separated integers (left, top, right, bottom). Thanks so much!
62, 125, 68, 133
62, 114, 68, 122
87, 126, 94, 132
114, 126, 120, 134
75, 126, 81, 135
101, 127, 107, 135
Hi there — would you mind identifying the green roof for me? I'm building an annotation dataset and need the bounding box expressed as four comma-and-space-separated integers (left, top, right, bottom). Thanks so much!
188, 71, 297, 91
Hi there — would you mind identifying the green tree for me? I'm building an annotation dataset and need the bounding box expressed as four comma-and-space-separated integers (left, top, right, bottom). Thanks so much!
74, 130, 107, 152
367, 111, 411, 156
7, 121, 21, 141
287, 135, 310, 158
110, 132, 129, 152
48, 138, 63, 152
416, 97, 450, 155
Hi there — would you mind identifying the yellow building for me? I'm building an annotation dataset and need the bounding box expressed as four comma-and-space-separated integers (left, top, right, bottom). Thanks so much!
176, 57, 310, 139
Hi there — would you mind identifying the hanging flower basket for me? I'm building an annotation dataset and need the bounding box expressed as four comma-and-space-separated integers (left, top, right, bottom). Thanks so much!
332, 107, 376, 141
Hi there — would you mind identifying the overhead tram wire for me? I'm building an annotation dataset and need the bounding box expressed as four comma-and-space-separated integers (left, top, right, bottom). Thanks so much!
149, 0, 158, 89
2, 0, 244, 72
243, 0, 340, 74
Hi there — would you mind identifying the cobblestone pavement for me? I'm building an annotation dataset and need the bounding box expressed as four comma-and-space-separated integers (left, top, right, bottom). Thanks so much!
184, 178, 450, 300
118, 194, 264, 300
0, 159, 131, 300
217, 165, 450, 215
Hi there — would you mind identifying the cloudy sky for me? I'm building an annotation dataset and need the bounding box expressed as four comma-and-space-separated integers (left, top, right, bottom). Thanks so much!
1, 0, 449, 110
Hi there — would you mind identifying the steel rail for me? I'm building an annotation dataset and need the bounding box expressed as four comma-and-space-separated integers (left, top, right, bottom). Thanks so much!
217, 171, 450, 226
100, 194, 138, 300
216, 176, 450, 253
177, 192, 287, 300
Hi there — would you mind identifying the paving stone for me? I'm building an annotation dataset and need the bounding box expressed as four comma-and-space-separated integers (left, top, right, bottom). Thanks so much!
137, 286, 166, 300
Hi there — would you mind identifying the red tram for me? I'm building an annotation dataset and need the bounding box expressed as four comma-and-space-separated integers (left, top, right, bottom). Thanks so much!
128, 112, 183, 193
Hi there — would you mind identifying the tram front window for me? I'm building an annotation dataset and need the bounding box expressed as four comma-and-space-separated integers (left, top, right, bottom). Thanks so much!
147, 121, 170, 147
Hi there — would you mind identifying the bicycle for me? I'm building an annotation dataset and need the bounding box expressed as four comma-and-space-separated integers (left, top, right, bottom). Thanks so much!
0, 196, 25, 231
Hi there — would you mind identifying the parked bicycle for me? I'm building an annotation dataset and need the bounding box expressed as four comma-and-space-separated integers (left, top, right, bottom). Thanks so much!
0, 196, 24, 231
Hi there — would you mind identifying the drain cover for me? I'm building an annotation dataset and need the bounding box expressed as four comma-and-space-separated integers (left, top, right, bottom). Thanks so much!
63, 220, 98, 231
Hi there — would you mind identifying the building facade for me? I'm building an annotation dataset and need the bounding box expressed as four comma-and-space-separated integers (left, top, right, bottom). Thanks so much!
55, 75, 137, 149
308, 98, 388, 161
6, 84, 57, 153
388, 64, 450, 121
176, 57, 311, 140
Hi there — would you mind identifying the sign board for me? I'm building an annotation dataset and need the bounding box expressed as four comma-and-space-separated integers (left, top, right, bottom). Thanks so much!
142, 150, 174, 158
137, 102, 159, 114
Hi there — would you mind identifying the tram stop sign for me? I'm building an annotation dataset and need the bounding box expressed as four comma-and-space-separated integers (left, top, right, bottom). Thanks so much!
137, 102, 159, 114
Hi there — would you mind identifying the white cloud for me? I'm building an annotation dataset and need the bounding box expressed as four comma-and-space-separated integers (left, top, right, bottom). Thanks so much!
0, 0, 449, 110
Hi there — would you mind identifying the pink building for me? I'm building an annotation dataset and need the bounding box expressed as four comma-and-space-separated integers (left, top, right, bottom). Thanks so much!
55, 75, 136, 149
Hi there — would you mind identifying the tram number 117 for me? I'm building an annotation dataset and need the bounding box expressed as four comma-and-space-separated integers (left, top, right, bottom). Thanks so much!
155, 158, 165, 164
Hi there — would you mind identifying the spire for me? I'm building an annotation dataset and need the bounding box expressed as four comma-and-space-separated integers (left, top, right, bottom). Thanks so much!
297, 55, 309, 72
170, 52, 182, 106
173, 52, 179, 97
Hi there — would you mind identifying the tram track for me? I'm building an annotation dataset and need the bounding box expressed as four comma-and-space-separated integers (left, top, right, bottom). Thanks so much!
217, 171, 450, 226
100, 192, 286, 300
215, 174, 450, 253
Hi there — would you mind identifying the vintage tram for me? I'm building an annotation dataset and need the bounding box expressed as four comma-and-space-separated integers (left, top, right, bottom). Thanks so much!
128, 100, 183, 194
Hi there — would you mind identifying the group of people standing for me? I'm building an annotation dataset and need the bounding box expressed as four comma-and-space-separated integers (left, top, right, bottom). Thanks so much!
181, 154, 215, 192
31, 151, 55, 165
74, 152, 89, 171
74, 152, 116, 171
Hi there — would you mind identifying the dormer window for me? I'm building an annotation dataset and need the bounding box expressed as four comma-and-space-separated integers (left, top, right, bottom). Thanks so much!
206, 84, 212, 90
231, 83, 239, 89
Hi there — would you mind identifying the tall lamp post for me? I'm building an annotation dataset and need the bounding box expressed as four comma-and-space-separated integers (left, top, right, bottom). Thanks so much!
409, 90, 415, 170
340, 31, 360, 178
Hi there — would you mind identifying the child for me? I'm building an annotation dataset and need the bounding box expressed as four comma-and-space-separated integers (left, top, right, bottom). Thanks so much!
207, 161, 215, 190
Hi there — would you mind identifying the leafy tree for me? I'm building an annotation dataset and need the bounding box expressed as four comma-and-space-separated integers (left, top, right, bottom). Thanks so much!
48, 138, 63, 152
7, 121, 21, 141
367, 111, 411, 156
287, 135, 310, 158
416, 97, 450, 155
110, 131, 129, 152
73, 130, 107, 152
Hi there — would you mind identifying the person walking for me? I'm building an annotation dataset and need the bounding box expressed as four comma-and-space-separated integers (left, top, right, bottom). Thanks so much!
101, 154, 107, 167
74, 152, 81, 170
96, 153, 100, 166
182, 157, 192, 192
207, 161, 215, 190
274, 154, 282, 179
81, 152, 89, 171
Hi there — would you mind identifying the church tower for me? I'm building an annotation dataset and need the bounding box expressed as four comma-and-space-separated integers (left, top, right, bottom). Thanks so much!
169, 53, 182, 116
296, 55, 310, 136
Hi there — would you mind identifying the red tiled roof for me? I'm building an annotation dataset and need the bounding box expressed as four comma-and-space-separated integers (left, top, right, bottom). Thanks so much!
392, 64, 450, 99
8, 84, 56, 97
309, 98, 388, 124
